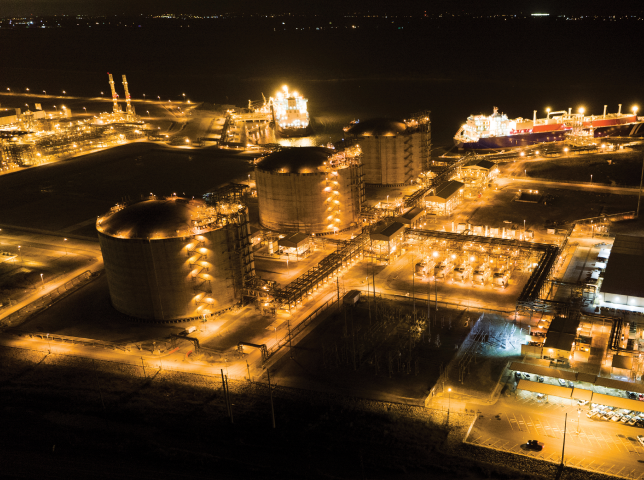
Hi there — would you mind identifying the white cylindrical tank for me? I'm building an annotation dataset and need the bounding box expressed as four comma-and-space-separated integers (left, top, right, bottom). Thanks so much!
256, 146, 364, 234
97, 196, 254, 322
344, 117, 431, 185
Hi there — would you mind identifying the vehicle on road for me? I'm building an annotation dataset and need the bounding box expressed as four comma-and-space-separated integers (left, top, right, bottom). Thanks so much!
567, 381, 574, 388
515, 372, 522, 381
524, 440, 544, 451
523, 373, 531, 380
537, 376, 544, 383
638, 435, 644, 447
558, 379, 566, 386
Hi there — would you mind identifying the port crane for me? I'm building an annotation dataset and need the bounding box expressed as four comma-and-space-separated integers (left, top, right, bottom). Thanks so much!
107, 73, 121, 114
122, 75, 135, 117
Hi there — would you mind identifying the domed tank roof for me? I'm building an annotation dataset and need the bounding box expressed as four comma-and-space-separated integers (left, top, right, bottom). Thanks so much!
257, 147, 334, 174
346, 118, 407, 136
98, 197, 208, 239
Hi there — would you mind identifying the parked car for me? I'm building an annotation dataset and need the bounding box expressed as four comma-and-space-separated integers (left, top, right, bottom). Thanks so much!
558, 379, 566, 386
620, 415, 631, 424
515, 372, 522, 381
587, 409, 599, 419
523, 373, 531, 380
627, 392, 638, 400
638, 435, 644, 447
627, 417, 638, 426
611, 413, 622, 422
602, 412, 613, 421
639, 393, 644, 401
537, 376, 544, 383
525, 440, 544, 451
567, 381, 574, 388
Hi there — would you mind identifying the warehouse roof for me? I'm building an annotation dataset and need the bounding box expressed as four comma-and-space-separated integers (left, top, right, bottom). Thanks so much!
346, 118, 407, 137
279, 232, 309, 249
601, 235, 644, 298
548, 316, 580, 335
612, 355, 634, 370
464, 159, 495, 170
257, 147, 334, 174
397, 207, 424, 225
370, 222, 406, 241
426, 180, 465, 202
517, 379, 572, 398
509, 362, 577, 382
595, 376, 644, 394
98, 197, 215, 239
591, 393, 644, 411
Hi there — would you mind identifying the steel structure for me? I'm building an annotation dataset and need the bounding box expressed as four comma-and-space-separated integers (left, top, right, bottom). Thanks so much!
122, 75, 134, 117
108, 73, 121, 114
405, 229, 562, 313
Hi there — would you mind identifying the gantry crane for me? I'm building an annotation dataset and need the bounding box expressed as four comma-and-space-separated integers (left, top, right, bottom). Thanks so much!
122, 75, 135, 117
107, 73, 121, 114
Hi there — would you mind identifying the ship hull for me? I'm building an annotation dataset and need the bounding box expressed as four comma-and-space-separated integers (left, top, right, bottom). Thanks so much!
455, 130, 568, 150
276, 124, 312, 138
594, 122, 644, 138
456, 120, 644, 150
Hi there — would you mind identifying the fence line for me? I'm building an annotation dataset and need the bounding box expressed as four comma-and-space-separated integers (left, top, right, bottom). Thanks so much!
1, 270, 94, 326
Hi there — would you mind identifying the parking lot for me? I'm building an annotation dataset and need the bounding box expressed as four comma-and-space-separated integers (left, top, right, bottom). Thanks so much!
467, 394, 644, 478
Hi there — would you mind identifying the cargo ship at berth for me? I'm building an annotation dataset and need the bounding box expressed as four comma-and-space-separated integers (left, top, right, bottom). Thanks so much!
454, 105, 644, 150
269, 86, 311, 138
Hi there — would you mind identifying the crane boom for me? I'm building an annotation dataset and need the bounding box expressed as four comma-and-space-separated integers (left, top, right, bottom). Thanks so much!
108, 72, 121, 114
122, 74, 134, 116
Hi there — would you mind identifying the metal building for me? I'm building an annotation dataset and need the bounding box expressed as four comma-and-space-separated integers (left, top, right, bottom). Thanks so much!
97, 195, 254, 322
255, 146, 364, 234
344, 112, 431, 185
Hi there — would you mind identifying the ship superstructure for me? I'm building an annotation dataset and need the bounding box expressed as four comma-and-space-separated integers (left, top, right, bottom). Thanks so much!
270, 85, 311, 137
454, 105, 643, 150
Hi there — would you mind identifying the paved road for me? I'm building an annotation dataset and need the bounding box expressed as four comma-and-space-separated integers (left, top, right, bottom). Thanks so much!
497, 177, 641, 195
467, 395, 644, 478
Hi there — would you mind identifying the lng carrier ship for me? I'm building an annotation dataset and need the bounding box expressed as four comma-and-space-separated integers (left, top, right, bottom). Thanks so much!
454, 104, 644, 150
269, 86, 311, 138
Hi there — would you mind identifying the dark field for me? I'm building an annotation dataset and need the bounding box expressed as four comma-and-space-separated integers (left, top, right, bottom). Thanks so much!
0, 345, 556, 480
272, 299, 472, 404
0, 142, 253, 235
503, 149, 644, 187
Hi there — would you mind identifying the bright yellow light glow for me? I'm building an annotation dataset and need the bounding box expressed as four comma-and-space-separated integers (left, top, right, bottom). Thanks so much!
633, 106, 639, 114
578, 107, 585, 114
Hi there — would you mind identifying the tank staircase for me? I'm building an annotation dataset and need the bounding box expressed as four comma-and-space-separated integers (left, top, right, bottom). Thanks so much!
224, 212, 256, 302
187, 237, 212, 305
325, 172, 341, 234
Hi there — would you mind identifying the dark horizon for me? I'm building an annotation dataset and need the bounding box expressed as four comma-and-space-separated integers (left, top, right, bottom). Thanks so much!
1, 0, 642, 17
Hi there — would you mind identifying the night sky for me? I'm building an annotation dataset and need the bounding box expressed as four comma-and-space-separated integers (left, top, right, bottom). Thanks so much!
0, 0, 638, 16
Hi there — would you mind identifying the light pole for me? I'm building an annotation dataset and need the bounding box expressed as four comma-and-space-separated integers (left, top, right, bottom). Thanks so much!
43, 90, 46, 95
40, 273, 45, 290
146, 111, 149, 117
101, 91, 104, 97
447, 387, 452, 425
590, 174, 592, 184
248, 174, 251, 187
143, 93, 146, 100
46, 333, 51, 354
577, 408, 581, 434
18, 245, 21, 263
64, 238, 68, 255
